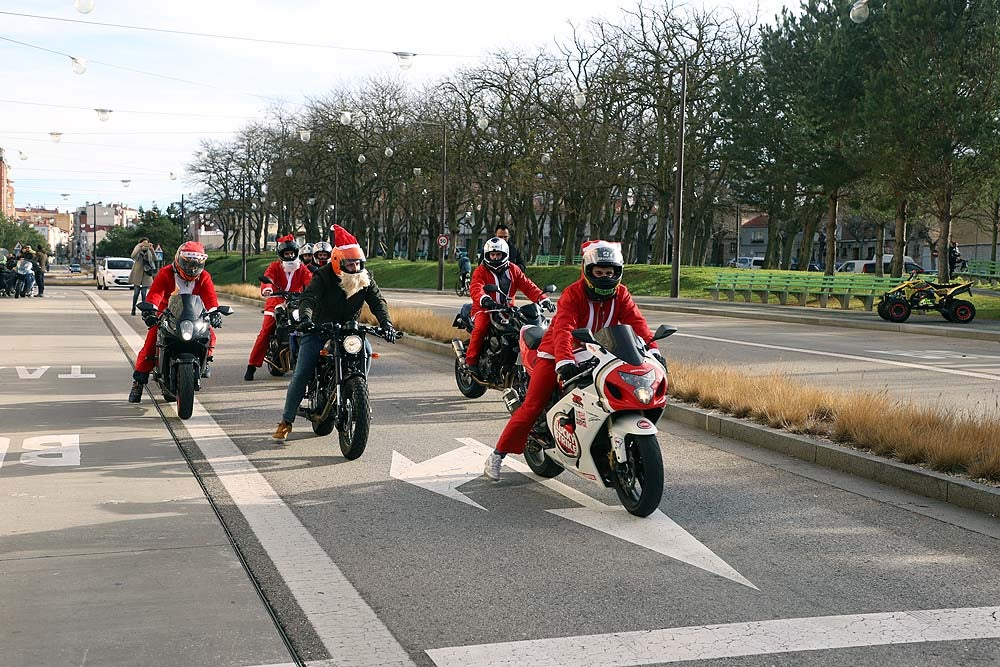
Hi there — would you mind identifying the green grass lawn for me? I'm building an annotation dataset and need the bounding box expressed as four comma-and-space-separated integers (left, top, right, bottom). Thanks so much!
208, 251, 1000, 320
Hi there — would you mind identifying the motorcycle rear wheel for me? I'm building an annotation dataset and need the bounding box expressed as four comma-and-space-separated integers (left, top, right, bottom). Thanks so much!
524, 443, 563, 478
338, 377, 371, 460
948, 299, 976, 324
175, 365, 195, 420
455, 358, 487, 398
612, 434, 663, 517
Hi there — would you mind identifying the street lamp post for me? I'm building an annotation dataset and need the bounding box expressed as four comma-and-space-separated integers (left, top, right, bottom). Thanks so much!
670, 60, 688, 299
438, 123, 447, 291
88, 202, 98, 279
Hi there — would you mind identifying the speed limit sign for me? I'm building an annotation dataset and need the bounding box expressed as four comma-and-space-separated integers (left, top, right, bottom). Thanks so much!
436, 234, 449, 248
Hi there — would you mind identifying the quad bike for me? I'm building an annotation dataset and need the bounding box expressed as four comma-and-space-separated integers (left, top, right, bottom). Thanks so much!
876, 271, 976, 324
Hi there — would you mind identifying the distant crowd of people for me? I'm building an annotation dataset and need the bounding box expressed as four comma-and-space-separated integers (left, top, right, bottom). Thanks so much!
0, 244, 48, 299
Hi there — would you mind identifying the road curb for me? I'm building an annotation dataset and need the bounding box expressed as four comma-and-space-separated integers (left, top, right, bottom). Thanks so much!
393, 330, 1000, 517
633, 300, 1000, 343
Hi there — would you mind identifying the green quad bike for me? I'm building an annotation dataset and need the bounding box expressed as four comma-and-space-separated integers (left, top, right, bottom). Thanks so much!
876, 271, 976, 324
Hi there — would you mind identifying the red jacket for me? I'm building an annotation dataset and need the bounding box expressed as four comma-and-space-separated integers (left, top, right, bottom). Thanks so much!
538, 279, 656, 365
145, 264, 219, 313
261, 260, 312, 314
469, 263, 545, 317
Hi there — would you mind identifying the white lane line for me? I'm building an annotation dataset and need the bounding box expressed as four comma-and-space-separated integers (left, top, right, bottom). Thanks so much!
87, 292, 415, 667
426, 605, 1000, 666
678, 332, 1000, 381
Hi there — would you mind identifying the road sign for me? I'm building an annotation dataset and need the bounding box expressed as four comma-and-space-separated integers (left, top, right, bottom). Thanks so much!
437, 234, 449, 248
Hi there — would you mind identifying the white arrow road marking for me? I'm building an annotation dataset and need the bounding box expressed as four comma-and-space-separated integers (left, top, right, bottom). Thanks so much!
58, 365, 96, 378
426, 605, 1000, 666
0, 437, 9, 472
390, 448, 488, 511
16, 366, 50, 379
394, 438, 755, 589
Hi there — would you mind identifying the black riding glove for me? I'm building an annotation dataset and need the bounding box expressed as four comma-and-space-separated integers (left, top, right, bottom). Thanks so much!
141, 311, 158, 328
538, 297, 555, 313
383, 325, 398, 344
652, 350, 667, 371
557, 363, 581, 384
209, 311, 223, 328
481, 296, 499, 310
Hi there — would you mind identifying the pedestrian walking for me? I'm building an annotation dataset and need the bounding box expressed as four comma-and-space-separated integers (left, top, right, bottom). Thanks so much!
129, 238, 158, 316
33, 247, 48, 297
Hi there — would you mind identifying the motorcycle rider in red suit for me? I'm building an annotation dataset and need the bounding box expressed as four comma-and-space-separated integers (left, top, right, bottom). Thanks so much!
464, 236, 553, 379
482, 240, 666, 480
244, 235, 313, 381
129, 242, 220, 403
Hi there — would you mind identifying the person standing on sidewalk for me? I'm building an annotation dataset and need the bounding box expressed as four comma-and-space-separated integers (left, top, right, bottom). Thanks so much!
129, 238, 158, 315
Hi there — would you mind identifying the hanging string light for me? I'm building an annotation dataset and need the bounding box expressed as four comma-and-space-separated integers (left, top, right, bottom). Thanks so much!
74, 0, 94, 15
71, 56, 87, 74
94, 108, 112, 122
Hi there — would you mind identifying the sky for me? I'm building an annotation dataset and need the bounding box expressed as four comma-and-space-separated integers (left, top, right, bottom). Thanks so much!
1, 0, 794, 213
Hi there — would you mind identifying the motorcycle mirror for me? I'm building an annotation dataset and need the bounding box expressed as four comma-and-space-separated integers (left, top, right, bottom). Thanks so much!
542, 284, 557, 293
652, 324, 678, 341
136, 302, 155, 312
571, 328, 598, 345
217, 306, 234, 316
259, 276, 273, 284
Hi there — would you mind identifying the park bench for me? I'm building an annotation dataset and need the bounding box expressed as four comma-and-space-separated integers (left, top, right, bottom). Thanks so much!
958, 260, 1000, 286
705, 272, 905, 310
532, 255, 565, 266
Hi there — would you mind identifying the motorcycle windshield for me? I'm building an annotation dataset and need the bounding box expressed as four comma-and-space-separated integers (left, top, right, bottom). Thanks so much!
593, 324, 646, 366
167, 293, 206, 322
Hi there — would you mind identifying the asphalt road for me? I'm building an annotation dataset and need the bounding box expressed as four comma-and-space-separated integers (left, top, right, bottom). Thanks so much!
4, 286, 1000, 666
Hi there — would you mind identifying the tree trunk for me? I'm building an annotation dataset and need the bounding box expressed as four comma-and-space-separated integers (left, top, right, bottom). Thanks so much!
824, 192, 838, 276
938, 186, 954, 282
891, 195, 907, 277
991, 195, 999, 263
874, 224, 885, 277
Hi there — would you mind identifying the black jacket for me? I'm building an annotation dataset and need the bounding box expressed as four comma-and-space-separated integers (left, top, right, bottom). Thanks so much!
298, 264, 392, 329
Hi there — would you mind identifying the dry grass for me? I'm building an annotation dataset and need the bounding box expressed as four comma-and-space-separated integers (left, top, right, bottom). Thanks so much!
216, 284, 1000, 482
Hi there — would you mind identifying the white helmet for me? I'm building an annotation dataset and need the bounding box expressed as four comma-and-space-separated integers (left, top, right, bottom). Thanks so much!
482, 236, 509, 272
313, 241, 333, 266
300, 243, 314, 257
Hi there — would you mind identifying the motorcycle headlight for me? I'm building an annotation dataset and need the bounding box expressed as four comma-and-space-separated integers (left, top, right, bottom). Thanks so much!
342, 334, 363, 355
180, 320, 194, 341
618, 368, 656, 405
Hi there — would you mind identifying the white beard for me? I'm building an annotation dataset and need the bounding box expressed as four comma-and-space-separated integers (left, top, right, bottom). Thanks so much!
282, 259, 301, 272
339, 269, 371, 297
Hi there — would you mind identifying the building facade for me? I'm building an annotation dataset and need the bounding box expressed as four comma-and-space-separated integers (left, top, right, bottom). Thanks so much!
0, 148, 15, 219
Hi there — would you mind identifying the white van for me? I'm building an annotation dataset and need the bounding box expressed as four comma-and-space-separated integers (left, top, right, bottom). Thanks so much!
728, 256, 765, 269
97, 257, 135, 289
837, 254, 923, 274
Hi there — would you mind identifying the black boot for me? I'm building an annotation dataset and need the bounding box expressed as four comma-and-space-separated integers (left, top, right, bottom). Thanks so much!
244, 365, 256, 381
201, 356, 213, 379
128, 371, 148, 403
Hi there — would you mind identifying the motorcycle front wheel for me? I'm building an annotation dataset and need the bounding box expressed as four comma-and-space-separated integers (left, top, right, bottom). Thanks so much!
454, 358, 487, 398
612, 434, 663, 517
338, 377, 371, 460
524, 443, 563, 478
175, 364, 195, 420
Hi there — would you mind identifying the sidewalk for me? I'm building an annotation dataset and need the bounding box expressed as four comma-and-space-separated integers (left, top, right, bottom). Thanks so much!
0, 287, 295, 667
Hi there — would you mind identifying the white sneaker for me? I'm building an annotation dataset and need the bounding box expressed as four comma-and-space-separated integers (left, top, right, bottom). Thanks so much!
484, 452, 503, 481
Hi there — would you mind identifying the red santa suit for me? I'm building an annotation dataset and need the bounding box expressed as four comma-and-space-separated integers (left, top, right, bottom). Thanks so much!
136, 264, 220, 374
464, 262, 546, 366
247, 258, 313, 368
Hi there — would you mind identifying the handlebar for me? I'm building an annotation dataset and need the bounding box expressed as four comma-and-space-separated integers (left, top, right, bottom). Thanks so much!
301, 320, 403, 343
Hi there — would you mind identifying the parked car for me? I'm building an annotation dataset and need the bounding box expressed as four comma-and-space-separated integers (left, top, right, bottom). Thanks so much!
97, 257, 135, 289
727, 256, 765, 269
68, 263, 81, 273
790, 259, 823, 272
838, 255, 928, 275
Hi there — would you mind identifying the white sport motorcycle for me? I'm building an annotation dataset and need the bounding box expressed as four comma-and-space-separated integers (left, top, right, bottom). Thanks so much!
510, 323, 677, 517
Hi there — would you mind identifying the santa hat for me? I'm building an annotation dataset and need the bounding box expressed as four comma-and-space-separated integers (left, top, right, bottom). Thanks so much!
276, 233, 295, 244
331, 224, 360, 251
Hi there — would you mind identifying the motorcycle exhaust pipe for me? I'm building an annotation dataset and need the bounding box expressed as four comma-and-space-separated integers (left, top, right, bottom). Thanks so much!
451, 339, 466, 360
501, 388, 521, 414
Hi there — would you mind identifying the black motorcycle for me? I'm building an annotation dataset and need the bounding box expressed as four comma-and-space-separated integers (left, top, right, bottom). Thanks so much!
451, 283, 556, 400
299, 320, 402, 459
137, 295, 233, 420
259, 275, 303, 376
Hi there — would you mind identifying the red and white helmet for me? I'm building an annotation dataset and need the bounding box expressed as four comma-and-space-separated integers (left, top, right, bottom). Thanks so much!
313, 241, 333, 266
174, 241, 208, 281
